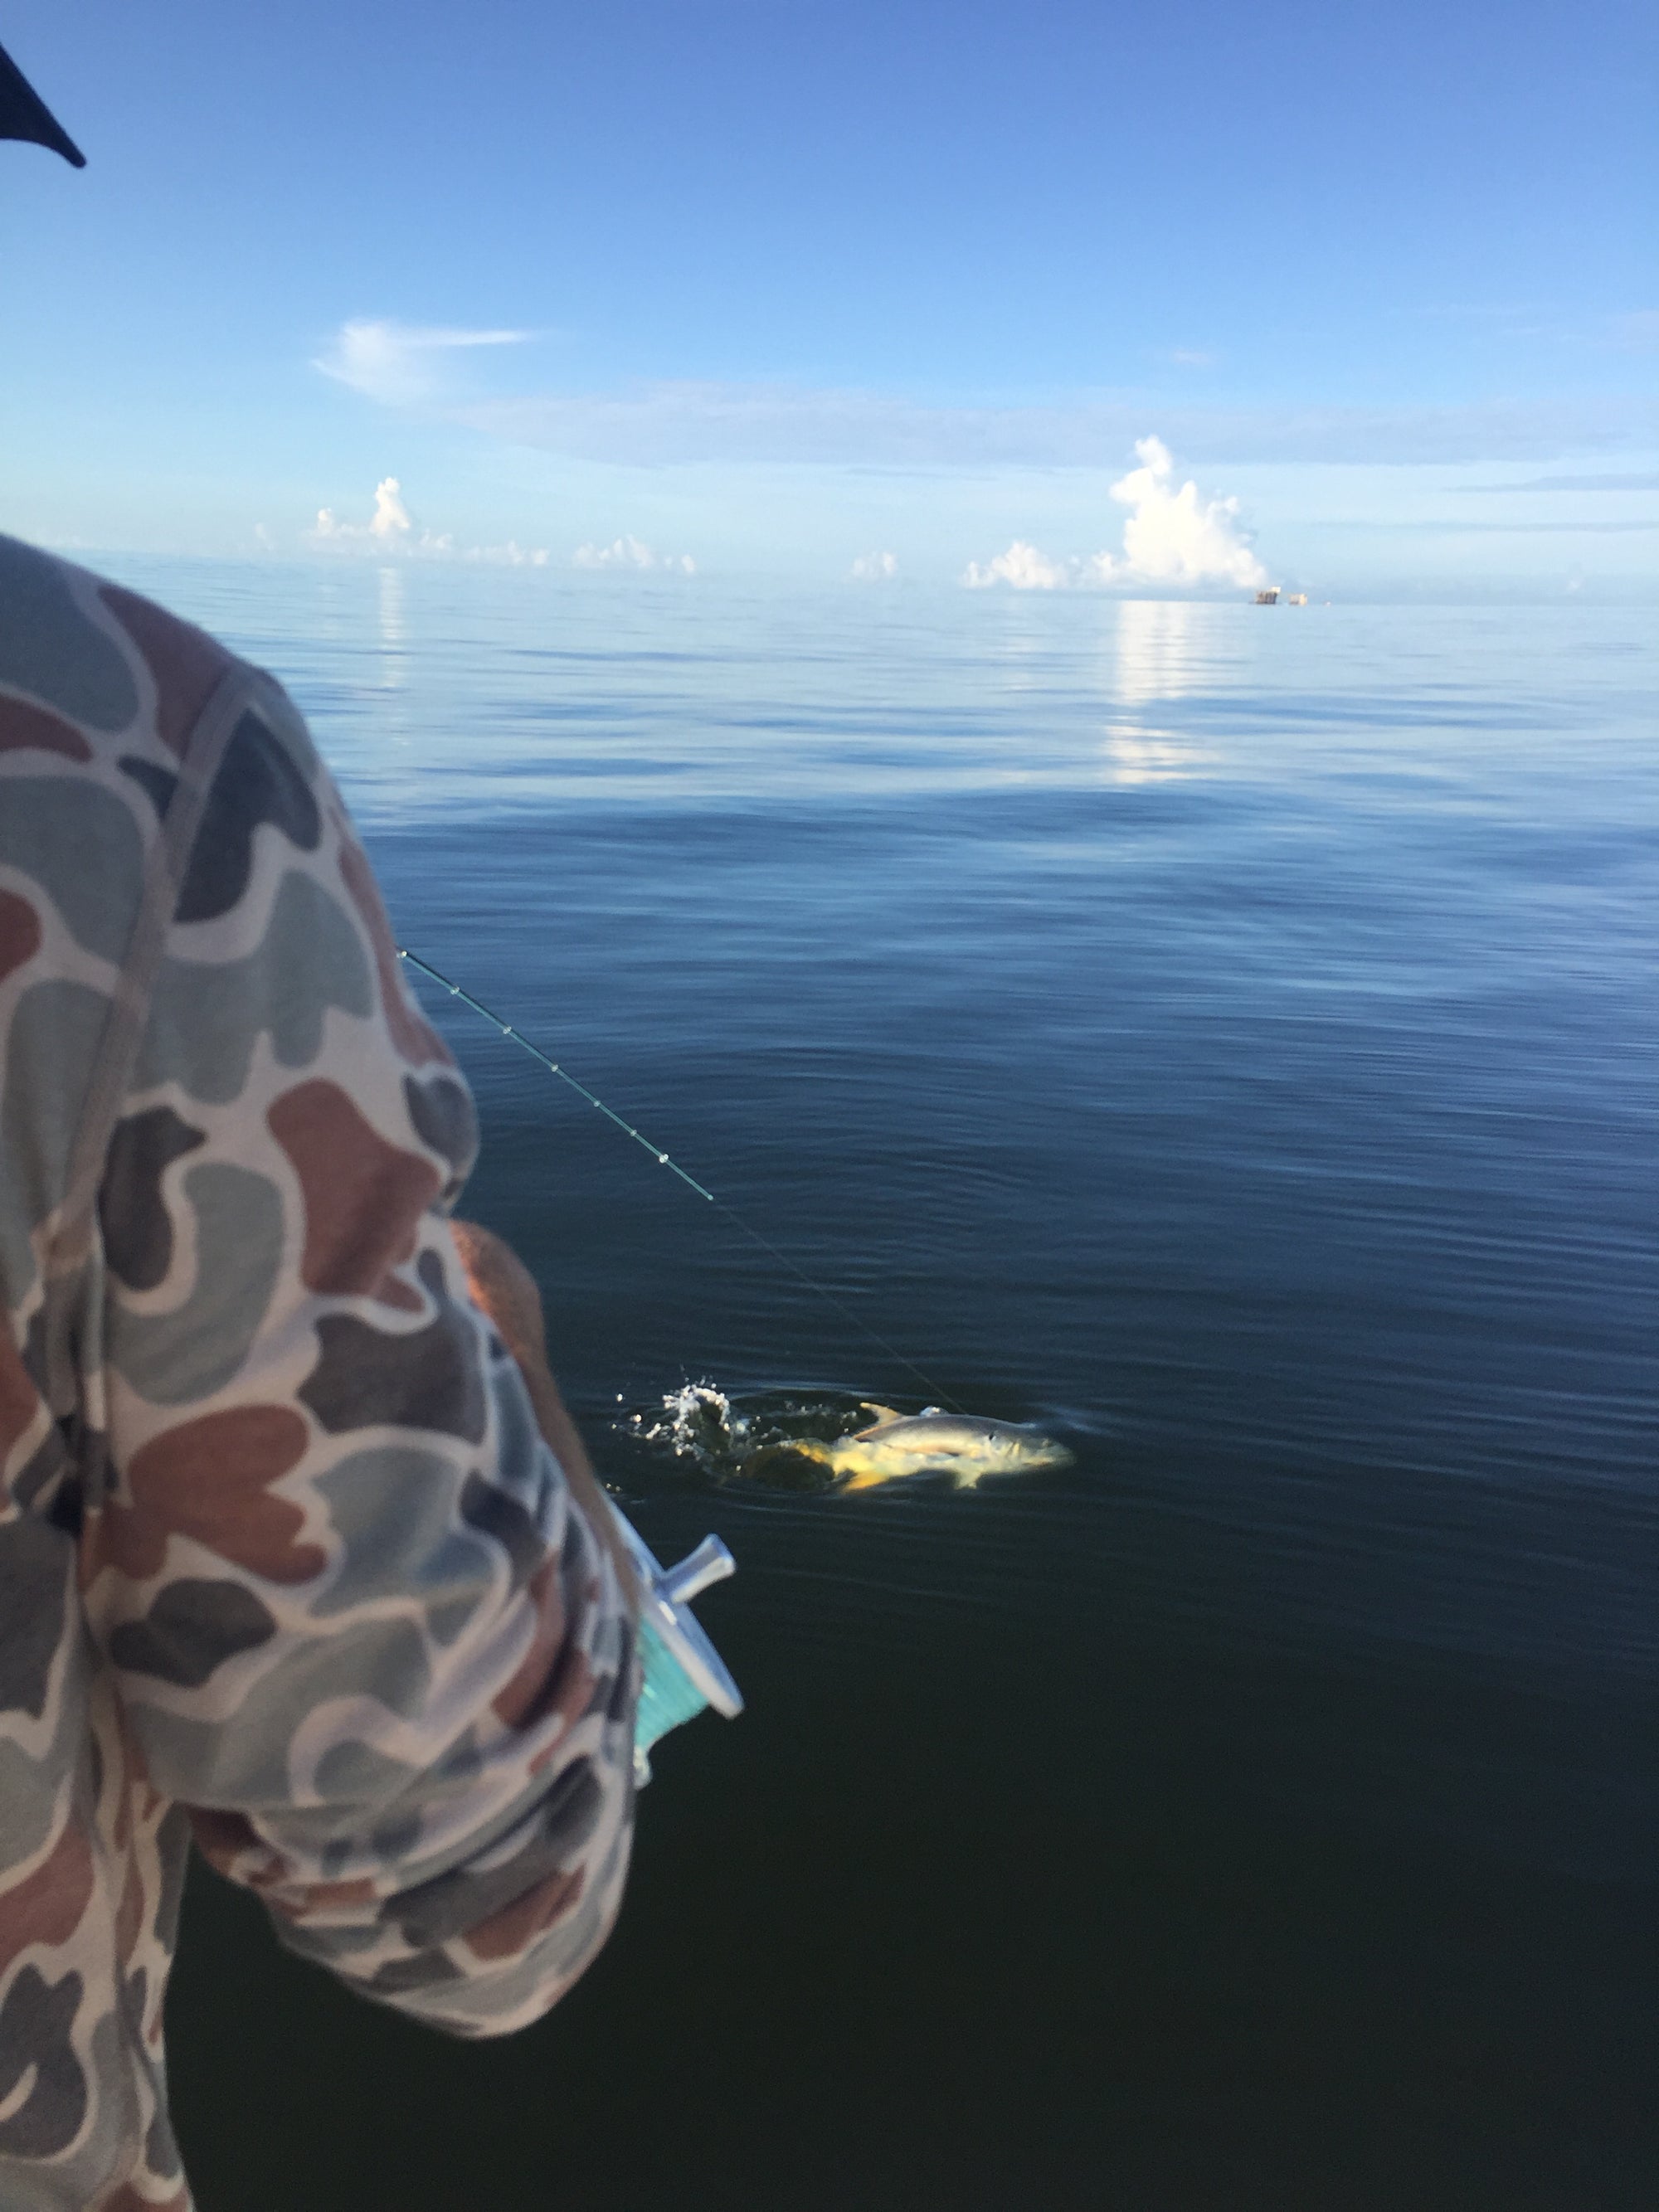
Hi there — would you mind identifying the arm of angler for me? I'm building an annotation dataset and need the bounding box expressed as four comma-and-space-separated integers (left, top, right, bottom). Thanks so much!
83, 665, 640, 2033
187, 1304, 641, 2038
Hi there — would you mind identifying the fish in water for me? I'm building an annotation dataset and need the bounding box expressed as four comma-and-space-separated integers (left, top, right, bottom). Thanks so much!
761, 1405, 1073, 1493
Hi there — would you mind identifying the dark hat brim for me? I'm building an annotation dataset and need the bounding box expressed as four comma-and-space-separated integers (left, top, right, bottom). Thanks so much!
0, 40, 85, 168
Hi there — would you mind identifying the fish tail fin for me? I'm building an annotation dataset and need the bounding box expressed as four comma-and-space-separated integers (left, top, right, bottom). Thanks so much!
766, 1439, 835, 1470
836, 1462, 889, 1493
740, 1438, 836, 1485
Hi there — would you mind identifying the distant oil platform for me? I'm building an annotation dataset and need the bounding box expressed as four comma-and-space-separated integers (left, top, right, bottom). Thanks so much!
1255, 587, 1310, 605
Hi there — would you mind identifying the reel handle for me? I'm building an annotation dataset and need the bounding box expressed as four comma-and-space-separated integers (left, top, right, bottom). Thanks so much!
659, 1534, 737, 1607
608, 1502, 745, 1721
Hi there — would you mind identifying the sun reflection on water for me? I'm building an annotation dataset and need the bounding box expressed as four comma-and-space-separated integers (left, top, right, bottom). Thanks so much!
1102, 599, 1218, 783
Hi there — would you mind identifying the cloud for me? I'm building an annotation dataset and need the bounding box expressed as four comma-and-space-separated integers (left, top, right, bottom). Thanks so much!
1413, 304, 1659, 357
1611, 309, 1659, 352
962, 540, 1072, 590
965, 438, 1268, 592
315, 319, 531, 406
1458, 472, 1659, 493
1304, 518, 1659, 536
1094, 436, 1268, 587
314, 475, 448, 550
309, 478, 549, 563
314, 473, 425, 542
314, 319, 1657, 466
453, 384, 1655, 469
571, 535, 695, 573
460, 541, 553, 564
850, 550, 898, 580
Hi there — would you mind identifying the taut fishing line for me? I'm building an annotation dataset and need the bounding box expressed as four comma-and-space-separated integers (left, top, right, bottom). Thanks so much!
397, 947, 965, 1414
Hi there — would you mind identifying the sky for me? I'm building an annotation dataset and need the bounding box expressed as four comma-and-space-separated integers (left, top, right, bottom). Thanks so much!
1, 0, 1654, 591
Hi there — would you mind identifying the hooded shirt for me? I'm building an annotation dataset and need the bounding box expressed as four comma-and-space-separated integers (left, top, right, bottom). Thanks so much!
0, 536, 638, 2210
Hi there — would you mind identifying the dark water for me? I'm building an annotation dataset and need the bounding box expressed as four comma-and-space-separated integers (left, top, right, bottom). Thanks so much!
124, 562, 1657, 2208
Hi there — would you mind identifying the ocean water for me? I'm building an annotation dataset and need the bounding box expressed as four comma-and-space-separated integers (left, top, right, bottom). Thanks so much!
114, 559, 1656, 2210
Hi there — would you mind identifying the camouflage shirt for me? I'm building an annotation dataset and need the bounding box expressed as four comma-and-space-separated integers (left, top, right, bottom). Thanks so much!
0, 537, 639, 2210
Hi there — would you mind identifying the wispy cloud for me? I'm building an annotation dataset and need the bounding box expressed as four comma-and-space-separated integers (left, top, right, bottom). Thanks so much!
1306, 518, 1659, 535
1610, 309, 1659, 352
313, 317, 1657, 468
850, 550, 898, 580
315, 319, 531, 406
453, 385, 1654, 469
571, 535, 695, 573
965, 437, 1268, 592
310, 478, 550, 563
1457, 472, 1659, 493
1413, 303, 1659, 355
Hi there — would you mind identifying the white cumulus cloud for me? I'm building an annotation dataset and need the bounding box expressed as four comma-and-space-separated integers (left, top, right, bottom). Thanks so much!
460, 542, 551, 566
315, 319, 531, 407
572, 535, 696, 573
964, 437, 1269, 592
850, 550, 898, 580
963, 539, 1072, 590
310, 479, 547, 564
1097, 436, 1269, 587
313, 476, 450, 552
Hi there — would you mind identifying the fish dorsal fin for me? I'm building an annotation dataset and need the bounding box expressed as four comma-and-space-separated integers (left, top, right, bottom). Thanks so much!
856, 1402, 904, 1429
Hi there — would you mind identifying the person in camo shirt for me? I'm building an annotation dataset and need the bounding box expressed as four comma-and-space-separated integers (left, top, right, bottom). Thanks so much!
0, 523, 644, 2208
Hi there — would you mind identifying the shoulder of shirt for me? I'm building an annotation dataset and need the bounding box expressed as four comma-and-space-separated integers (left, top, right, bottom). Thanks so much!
0, 531, 299, 780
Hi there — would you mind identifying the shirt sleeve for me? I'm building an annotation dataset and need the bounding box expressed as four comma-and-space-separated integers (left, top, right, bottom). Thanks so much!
79, 671, 638, 2038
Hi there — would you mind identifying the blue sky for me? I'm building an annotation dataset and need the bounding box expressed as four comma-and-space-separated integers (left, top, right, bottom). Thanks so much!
2, 0, 1653, 589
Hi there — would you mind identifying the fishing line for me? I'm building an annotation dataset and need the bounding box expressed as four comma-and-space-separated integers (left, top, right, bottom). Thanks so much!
399, 948, 716, 1198
397, 946, 966, 1413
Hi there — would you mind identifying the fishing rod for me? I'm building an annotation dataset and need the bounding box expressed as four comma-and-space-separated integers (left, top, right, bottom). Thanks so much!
396, 942, 749, 1782
396, 946, 965, 1414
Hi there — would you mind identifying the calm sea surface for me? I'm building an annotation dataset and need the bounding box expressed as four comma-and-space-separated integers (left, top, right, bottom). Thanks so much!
114, 561, 1658, 2209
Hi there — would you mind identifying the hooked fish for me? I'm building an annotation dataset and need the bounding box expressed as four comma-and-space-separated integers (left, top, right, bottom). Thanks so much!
766, 1405, 1073, 1493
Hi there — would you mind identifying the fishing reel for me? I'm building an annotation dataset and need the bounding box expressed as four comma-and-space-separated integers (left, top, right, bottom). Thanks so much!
608, 1504, 744, 1786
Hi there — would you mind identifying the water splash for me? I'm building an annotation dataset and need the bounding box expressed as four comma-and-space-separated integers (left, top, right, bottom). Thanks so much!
618, 1383, 893, 1491
629, 1383, 753, 1470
